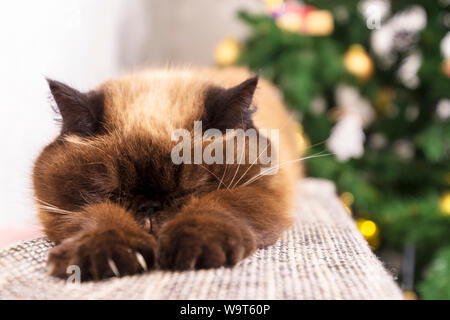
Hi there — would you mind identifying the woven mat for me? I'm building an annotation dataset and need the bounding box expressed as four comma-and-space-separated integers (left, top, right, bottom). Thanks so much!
0, 178, 403, 299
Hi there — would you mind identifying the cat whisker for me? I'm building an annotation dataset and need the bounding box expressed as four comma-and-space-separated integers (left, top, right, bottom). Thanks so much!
37, 205, 74, 215
230, 112, 302, 189
242, 152, 334, 187
233, 138, 328, 190
242, 152, 332, 186
217, 163, 229, 190
243, 151, 330, 186
135, 252, 148, 271
228, 140, 246, 189
231, 139, 272, 189
108, 258, 120, 277
228, 111, 248, 189
34, 197, 58, 207
305, 139, 328, 151
84, 162, 105, 166
35, 198, 75, 213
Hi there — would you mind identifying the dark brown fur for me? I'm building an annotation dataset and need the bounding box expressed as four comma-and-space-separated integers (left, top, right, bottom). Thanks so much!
34, 68, 299, 281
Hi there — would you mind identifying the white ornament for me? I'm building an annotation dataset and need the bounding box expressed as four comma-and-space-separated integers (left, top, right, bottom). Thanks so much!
327, 86, 375, 161
335, 85, 375, 127
393, 139, 414, 160
371, 5, 427, 58
397, 52, 422, 89
441, 32, 450, 59
392, 5, 427, 32
371, 26, 394, 57
436, 99, 450, 120
327, 114, 365, 161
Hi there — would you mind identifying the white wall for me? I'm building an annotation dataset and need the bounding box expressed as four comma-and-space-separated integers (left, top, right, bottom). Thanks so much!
0, 0, 263, 229
134, 0, 263, 67
0, 0, 124, 228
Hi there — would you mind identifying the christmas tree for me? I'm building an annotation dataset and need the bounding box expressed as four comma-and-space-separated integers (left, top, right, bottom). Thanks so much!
215, 0, 450, 299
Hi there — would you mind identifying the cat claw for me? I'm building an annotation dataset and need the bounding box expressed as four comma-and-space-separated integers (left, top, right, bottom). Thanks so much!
107, 258, 120, 277
47, 263, 56, 275
135, 252, 148, 271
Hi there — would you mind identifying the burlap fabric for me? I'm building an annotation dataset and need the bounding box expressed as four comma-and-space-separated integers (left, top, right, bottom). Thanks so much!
0, 179, 403, 299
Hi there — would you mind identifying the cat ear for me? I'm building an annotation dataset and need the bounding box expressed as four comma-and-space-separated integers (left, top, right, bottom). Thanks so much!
47, 79, 104, 137
203, 76, 258, 131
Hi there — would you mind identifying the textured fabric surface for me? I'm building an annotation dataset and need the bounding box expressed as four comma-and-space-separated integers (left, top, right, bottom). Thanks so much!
0, 179, 403, 299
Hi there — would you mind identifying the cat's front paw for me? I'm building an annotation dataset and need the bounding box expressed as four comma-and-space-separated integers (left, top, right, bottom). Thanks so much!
47, 228, 156, 281
158, 215, 256, 270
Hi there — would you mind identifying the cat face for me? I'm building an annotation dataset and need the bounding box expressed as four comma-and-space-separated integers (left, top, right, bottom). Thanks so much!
34, 72, 261, 236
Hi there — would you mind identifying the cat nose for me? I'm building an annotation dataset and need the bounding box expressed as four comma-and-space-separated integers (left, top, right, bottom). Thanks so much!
137, 200, 162, 214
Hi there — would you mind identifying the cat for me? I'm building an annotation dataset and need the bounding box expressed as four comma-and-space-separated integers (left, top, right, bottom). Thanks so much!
33, 67, 302, 281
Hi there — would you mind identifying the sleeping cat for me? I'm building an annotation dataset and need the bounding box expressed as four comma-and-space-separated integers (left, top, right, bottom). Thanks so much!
33, 67, 302, 281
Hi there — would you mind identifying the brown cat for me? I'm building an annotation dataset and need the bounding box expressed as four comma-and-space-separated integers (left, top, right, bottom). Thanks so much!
33, 67, 302, 281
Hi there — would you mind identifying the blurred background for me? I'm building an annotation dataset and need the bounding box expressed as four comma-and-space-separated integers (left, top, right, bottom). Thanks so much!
0, 0, 449, 299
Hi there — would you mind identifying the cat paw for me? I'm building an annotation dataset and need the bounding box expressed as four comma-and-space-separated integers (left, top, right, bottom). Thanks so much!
158, 215, 256, 270
47, 228, 156, 281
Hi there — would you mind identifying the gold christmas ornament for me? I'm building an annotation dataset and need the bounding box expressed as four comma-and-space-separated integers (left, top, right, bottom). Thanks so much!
276, 12, 303, 33
344, 44, 374, 80
263, 0, 284, 5
357, 218, 378, 238
403, 291, 418, 300
214, 37, 241, 67
340, 192, 355, 207
439, 191, 450, 215
305, 10, 334, 36
295, 124, 309, 154
263, 0, 284, 14
356, 218, 380, 249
